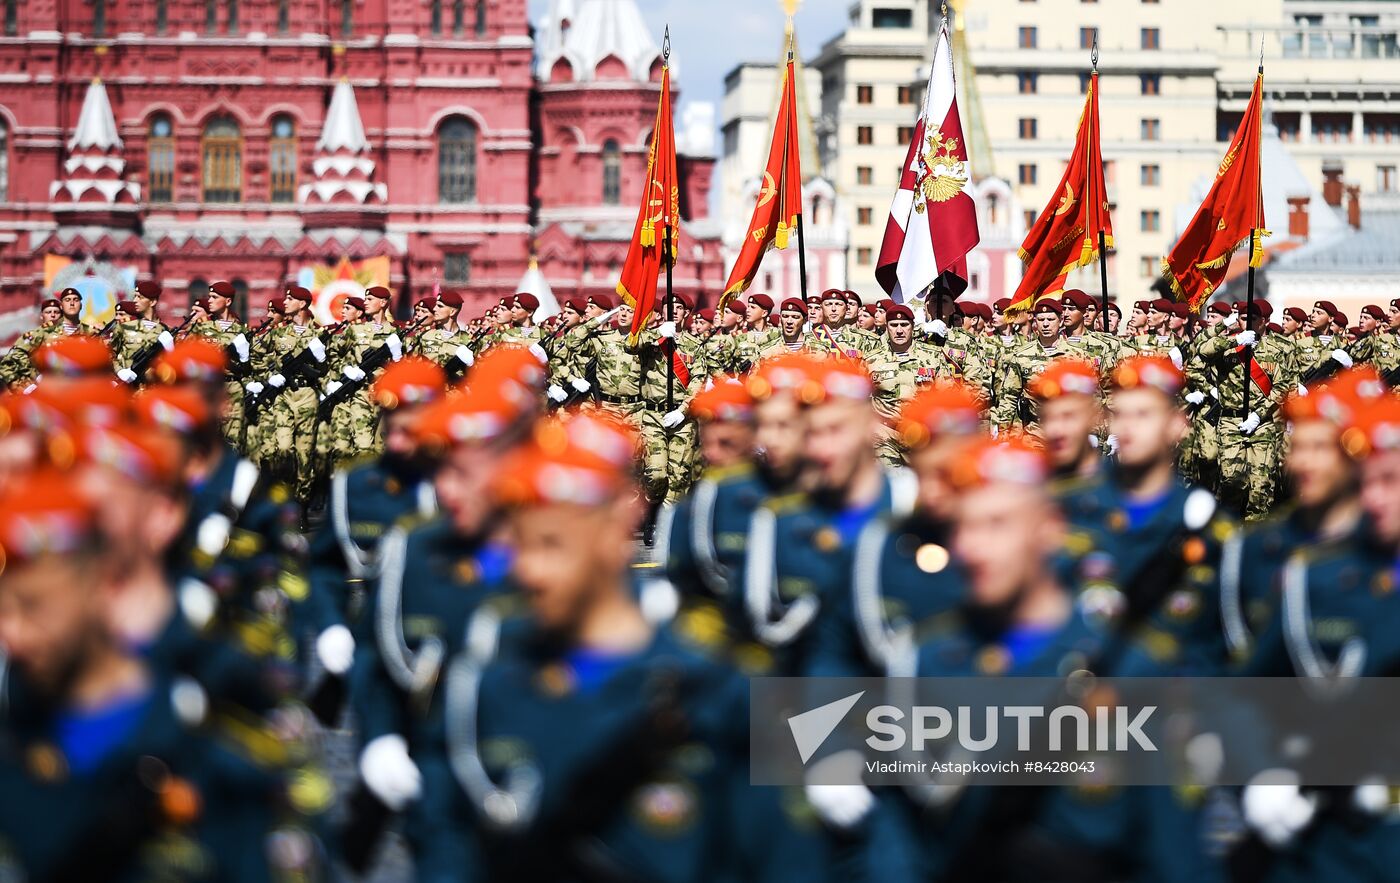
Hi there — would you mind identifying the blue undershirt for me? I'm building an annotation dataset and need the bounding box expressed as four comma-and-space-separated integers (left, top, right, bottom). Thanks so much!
54, 689, 154, 776
1122, 488, 1173, 531
1002, 625, 1059, 670
833, 501, 881, 547
476, 543, 513, 585
565, 649, 642, 694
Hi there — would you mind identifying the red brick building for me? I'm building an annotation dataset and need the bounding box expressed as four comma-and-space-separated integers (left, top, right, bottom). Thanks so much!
0, 0, 723, 337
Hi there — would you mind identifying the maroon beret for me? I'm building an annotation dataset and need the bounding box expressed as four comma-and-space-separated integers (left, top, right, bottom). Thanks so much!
267, 298, 284, 314
820, 288, 846, 303
193, 297, 211, 314
1267, 322, 1283, 334
135, 280, 162, 300
209, 280, 236, 298
1149, 298, 1173, 313
563, 297, 587, 314
862, 304, 878, 316
116, 301, 141, 317
1334, 310, 1348, 327
364, 286, 391, 301
1032, 298, 1063, 316
514, 292, 540, 312
59, 287, 83, 300
993, 297, 1012, 312
1167, 303, 1189, 319
1105, 301, 1121, 316
1362, 304, 1386, 321
343, 296, 366, 312
1061, 289, 1095, 310
1391, 298, 1400, 311
588, 293, 615, 311
724, 298, 747, 315
1313, 300, 1340, 319
844, 291, 861, 305
1208, 302, 1234, 317
805, 293, 822, 305
748, 293, 774, 312
284, 286, 312, 303
877, 299, 897, 311
1283, 307, 1307, 322
671, 292, 695, 311
438, 289, 464, 308
886, 304, 915, 323
779, 297, 806, 314
1233, 300, 1265, 317
695, 308, 715, 322
419, 296, 438, 311
40, 298, 60, 310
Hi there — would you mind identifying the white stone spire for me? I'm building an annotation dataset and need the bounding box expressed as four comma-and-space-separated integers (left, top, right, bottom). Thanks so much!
51, 78, 139, 206
299, 79, 386, 206
535, 0, 661, 83
516, 256, 560, 321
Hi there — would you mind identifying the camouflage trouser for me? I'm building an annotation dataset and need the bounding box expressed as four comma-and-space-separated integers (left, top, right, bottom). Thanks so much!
1218, 424, 1281, 520
1180, 415, 1220, 488
223, 380, 246, 452
320, 391, 381, 470
637, 408, 697, 504
262, 386, 320, 500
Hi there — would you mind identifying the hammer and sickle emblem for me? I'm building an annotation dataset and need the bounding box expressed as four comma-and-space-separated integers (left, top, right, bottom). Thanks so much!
757, 171, 777, 207
1055, 182, 1077, 216
646, 179, 667, 223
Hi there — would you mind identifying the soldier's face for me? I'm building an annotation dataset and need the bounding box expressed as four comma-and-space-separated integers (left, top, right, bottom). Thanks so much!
1360, 314, 1379, 334
365, 295, 388, 317
755, 395, 806, 483
1310, 308, 1331, 332
340, 304, 362, 323
435, 442, 505, 536
822, 300, 845, 325
887, 318, 913, 348
1148, 308, 1167, 330
41, 305, 61, 324
875, 307, 887, 328
61, 295, 82, 319
1107, 312, 1120, 334
779, 310, 804, 338
721, 308, 742, 330
433, 302, 456, 322
133, 293, 153, 314
1287, 420, 1357, 509
1062, 305, 1084, 328
807, 305, 822, 325
845, 300, 860, 320
857, 312, 876, 331
700, 420, 755, 470
1169, 314, 1188, 333
617, 305, 634, 326
954, 484, 1062, 608
1033, 312, 1060, 338
1109, 388, 1185, 469
1130, 307, 1146, 329
562, 305, 582, 326
746, 303, 766, 325
674, 306, 690, 328
1280, 315, 1298, 334
1389, 305, 1400, 330
0, 553, 107, 697
909, 437, 963, 522
693, 317, 712, 336
511, 305, 530, 323
805, 399, 876, 495
585, 303, 604, 320
1038, 395, 1101, 473
509, 499, 640, 634
207, 293, 230, 315
1361, 450, 1400, 546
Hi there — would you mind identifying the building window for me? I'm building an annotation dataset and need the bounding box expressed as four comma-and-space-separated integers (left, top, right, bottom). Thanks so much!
856, 165, 873, 185
857, 85, 873, 104
1141, 27, 1160, 49
475, 0, 486, 36
1379, 165, 1397, 193
602, 139, 621, 205
1079, 72, 1092, 94
188, 278, 209, 308
430, 0, 441, 34
1018, 117, 1038, 139
231, 279, 249, 318
205, 0, 217, 32
444, 253, 471, 283
857, 126, 873, 145
1141, 118, 1160, 140
1140, 210, 1160, 232
1141, 163, 1160, 186
897, 85, 913, 104
451, 0, 464, 35
438, 116, 478, 203
341, 0, 352, 36
1080, 27, 1096, 49
1018, 72, 1038, 94
897, 126, 913, 146
0, 120, 7, 201
4, 0, 15, 35
857, 206, 873, 225
277, 0, 288, 32
148, 115, 175, 203
269, 115, 297, 203
1018, 26, 1036, 48
226, 0, 237, 32
1139, 256, 1156, 277
872, 7, 912, 29
856, 247, 873, 266
1024, 209, 1038, 229
201, 116, 242, 203
92, 0, 106, 36
1018, 163, 1037, 185
1141, 73, 1160, 95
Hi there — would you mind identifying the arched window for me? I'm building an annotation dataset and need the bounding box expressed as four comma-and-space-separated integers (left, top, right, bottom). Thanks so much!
226, 0, 237, 33
602, 139, 621, 205
147, 115, 175, 203
231, 278, 249, 318
4, 0, 16, 36
205, 0, 216, 32
201, 116, 242, 203
438, 117, 477, 204
340, 0, 352, 36
452, 0, 464, 36
188, 277, 209, 309
93, 0, 106, 36
154, 0, 167, 34
475, 0, 486, 36
277, 0, 288, 33
269, 115, 296, 203
0, 119, 8, 202
430, 0, 441, 35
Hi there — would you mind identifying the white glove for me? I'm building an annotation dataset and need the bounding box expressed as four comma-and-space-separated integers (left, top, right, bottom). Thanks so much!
657, 321, 677, 340
1297, 383, 1309, 397
116, 368, 138, 383
1088, 434, 1100, 449
662, 409, 686, 429
570, 377, 590, 393
315, 625, 355, 676
923, 319, 949, 339
805, 783, 876, 830
1225, 310, 1240, 329
157, 330, 175, 351
232, 334, 250, 362
1210, 386, 1220, 399
1185, 391, 1206, 406
21, 383, 37, 395
343, 365, 367, 382
307, 337, 327, 362
359, 735, 423, 812
1169, 346, 1184, 370
1239, 412, 1262, 435
1242, 770, 1318, 848
454, 345, 474, 367
547, 384, 567, 403
1331, 349, 1353, 368
386, 333, 403, 361
990, 425, 1000, 439
1104, 434, 1119, 456
1234, 330, 1258, 348
268, 373, 286, 388
528, 343, 548, 364
323, 379, 343, 396
245, 381, 265, 396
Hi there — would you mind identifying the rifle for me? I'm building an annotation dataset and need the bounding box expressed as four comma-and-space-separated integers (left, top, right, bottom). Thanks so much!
1384, 365, 1400, 388
315, 319, 426, 422
127, 316, 193, 380
248, 324, 342, 412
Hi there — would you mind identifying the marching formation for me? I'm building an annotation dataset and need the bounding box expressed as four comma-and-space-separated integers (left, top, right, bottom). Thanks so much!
1, 274, 1400, 882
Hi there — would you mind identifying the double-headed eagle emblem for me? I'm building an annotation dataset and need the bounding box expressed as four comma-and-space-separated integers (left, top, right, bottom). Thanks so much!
913, 127, 969, 214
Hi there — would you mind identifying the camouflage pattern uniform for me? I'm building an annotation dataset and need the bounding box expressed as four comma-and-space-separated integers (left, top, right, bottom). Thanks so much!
253, 320, 326, 498
733, 327, 782, 372
0, 323, 58, 388
188, 316, 251, 446
320, 319, 399, 468
990, 338, 1071, 430
109, 316, 168, 374
868, 341, 965, 463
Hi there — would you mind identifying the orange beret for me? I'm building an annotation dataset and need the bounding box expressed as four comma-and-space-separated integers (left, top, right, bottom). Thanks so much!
134, 386, 214, 435
1286, 367, 1389, 431
492, 415, 636, 508
465, 345, 549, 398
688, 376, 754, 423
76, 422, 183, 486
896, 381, 985, 450
33, 335, 113, 378
31, 378, 131, 428
1111, 355, 1184, 399
746, 352, 822, 402
1029, 358, 1100, 401
535, 408, 640, 471
152, 339, 228, 385
412, 384, 529, 453
0, 470, 100, 571
802, 358, 874, 405
1343, 396, 1400, 458
946, 437, 1049, 492
373, 356, 447, 410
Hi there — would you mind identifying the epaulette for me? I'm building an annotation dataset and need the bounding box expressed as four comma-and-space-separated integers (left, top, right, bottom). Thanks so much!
393, 509, 437, 534
1048, 471, 1101, 500
340, 451, 382, 476
760, 492, 807, 515
704, 461, 755, 484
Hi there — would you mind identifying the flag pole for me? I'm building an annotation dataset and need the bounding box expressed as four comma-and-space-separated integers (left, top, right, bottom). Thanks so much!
1092, 36, 1110, 332
789, 38, 809, 305
665, 222, 675, 413
1242, 43, 1265, 419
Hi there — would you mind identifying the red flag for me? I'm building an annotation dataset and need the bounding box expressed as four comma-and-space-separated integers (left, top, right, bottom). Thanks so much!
877, 18, 979, 302
1162, 72, 1268, 312
718, 53, 803, 311
617, 65, 680, 344
1010, 71, 1113, 312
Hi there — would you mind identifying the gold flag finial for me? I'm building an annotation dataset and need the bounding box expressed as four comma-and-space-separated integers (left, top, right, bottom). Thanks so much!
781, 0, 800, 18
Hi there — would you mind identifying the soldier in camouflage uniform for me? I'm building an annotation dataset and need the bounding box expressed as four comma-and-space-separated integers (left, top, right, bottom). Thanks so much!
0, 297, 62, 390
110, 280, 172, 381
412, 290, 472, 373
319, 286, 402, 471
991, 298, 1074, 432
250, 286, 326, 498
750, 297, 820, 361
734, 293, 782, 371
1354, 301, 1400, 380
1059, 289, 1133, 379
868, 303, 967, 464
1195, 300, 1300, 518
810, 288, 879, 358
701, 298, 746, 376
1130, 298, 1180, 355
185, 281, 252, 446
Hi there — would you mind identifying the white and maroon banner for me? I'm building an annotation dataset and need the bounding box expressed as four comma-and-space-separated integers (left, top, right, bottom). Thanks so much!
876, 21, 980, 303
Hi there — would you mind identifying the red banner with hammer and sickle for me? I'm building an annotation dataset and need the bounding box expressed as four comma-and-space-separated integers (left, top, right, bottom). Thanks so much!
617, 64, 680, 345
